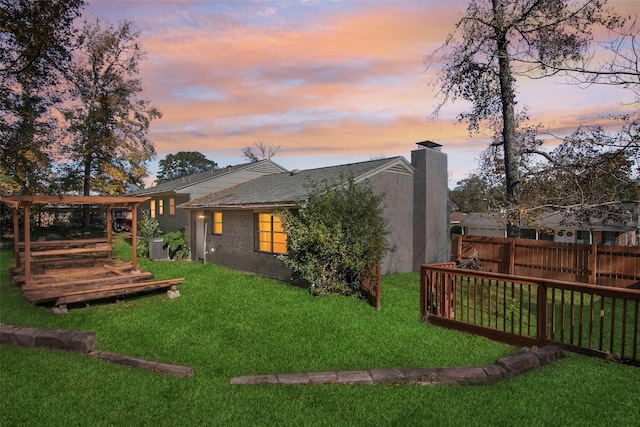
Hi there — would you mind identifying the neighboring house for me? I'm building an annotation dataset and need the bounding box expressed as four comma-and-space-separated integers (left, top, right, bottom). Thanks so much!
179, 142, 450, 280
460, 209, 639, 246
128, 160, 288, 246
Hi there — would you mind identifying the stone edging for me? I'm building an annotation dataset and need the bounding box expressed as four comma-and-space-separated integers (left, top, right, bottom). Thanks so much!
0, 324, 193, 378
230, 346, 564, 386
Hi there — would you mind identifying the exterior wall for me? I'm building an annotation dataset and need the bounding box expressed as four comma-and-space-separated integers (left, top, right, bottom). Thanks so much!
367, 171, 414, 274
412, 147, 450, 269
137, 193, 192, 244
463, 226, 506, 238
202, 210, 292, 281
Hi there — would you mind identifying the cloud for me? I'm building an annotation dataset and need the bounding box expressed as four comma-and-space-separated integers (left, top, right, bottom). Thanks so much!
86, 0, 637, 187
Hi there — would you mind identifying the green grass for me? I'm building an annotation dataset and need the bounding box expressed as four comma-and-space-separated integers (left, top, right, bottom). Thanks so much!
1, 238, 639, 426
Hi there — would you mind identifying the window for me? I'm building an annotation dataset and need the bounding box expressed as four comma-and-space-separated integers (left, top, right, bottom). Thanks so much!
539, 231, 554, 241
169, 197, 175, 215
576, 230, 591, 244
150, 199, 156, 219
212, 212, 222, 235
256, 213, 287, 254
158, 198, 164, 216
601, 231, 619, 246
520, 229, 536, 240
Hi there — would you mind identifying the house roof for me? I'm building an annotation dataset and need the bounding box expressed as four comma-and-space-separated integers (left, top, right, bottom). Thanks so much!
538, 211, 637, 232
180, 156, 413, 209
459, 212, 504, 229
128, 160, 287, 196
459, 210, 638, 231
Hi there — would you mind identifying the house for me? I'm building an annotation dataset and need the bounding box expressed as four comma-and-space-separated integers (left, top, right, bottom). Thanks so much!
459, 209, 639, 246
179, 142, 450, 280
128, 160, 288, 246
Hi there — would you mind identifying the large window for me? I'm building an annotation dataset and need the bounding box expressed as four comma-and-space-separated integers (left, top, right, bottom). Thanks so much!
212, 212, 222, 235
158, 198, 164, 216
256, 213, 287, 254
169, 197, 175, 215
150, 199, 156, 219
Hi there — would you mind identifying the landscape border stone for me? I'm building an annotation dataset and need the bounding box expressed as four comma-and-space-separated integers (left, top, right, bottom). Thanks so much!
229, 346, 565, 386
0, 324, 193, 378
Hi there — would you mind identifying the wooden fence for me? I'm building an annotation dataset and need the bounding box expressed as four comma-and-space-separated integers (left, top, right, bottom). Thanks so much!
451, 235, 640, 288
420, 263, 640, 366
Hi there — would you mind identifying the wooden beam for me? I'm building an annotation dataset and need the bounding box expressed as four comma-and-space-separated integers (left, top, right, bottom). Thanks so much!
12, 205, 20, 269
106, 206, 113, 260
24, 202, 31, 286
132, 202, 139, 272
53, 279, 184, 305
22, 271, 154, 292
28, 245, 112, 257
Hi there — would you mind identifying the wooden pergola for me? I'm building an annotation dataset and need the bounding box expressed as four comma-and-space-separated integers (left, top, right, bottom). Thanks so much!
0, 195, 149, 286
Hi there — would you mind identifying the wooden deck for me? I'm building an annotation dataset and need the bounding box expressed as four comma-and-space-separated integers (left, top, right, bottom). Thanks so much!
11, 257, 183, 308
1, 195, 184, 312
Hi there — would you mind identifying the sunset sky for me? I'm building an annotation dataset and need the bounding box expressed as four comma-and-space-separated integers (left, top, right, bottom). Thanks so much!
85, 0, 638, 189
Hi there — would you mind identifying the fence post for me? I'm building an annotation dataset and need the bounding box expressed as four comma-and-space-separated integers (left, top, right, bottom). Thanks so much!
590, 242, 598, 285
420, 265, 426, 319
536, 283, 547, 344
509, 239, 516, 275
455, 234, 462, 263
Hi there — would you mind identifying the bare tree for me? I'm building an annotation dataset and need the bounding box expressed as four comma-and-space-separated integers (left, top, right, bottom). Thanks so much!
427, 0, 624, 236
242, 140, 280, 162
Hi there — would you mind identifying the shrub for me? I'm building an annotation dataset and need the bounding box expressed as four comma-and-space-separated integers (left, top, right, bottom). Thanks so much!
136, 210, 161, 257
277, 175, 392, 297
162, 229, 189, 259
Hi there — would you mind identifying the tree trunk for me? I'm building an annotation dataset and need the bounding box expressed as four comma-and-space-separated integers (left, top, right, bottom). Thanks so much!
492, 0, 521, 238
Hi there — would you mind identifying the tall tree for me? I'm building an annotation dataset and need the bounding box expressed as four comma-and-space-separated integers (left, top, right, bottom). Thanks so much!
428, 0, 624, 236
0, 0, 84, 194
61, 19, 161, 197
156, 151, 218, 184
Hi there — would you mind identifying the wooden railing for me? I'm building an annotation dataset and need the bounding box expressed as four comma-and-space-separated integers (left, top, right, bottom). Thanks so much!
451, 235, 640, 288
421, 263, 640, 366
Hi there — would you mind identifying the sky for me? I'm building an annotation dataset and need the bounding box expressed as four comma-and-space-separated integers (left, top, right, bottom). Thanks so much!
85, 0, 638, 189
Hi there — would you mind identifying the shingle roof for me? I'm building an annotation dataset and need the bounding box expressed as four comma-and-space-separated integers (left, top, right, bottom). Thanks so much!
128, 161, 278, 196
181, 156, 412, 209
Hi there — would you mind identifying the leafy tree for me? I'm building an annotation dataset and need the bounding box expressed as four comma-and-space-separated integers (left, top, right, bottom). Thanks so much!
450, 174, 497, 213
276, 175, 392, 298
156, 151, 217, 184
242, 140, 280, 162
0, 0, 84, 194
61, 19, 161, 197
427, 0, 624, 236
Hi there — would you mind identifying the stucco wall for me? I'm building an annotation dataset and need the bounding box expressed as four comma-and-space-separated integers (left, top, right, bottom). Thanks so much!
367, 171, 414, 274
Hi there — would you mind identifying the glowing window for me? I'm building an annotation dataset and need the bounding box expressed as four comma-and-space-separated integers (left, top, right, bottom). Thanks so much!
256, 213, 287, 254
150, 200, 156, 219
169, 197, 175, 215
158, 198, 164, 216
212, 212, 222, 235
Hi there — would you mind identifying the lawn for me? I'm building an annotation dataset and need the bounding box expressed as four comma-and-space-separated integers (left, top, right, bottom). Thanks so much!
1, 238, 639, 426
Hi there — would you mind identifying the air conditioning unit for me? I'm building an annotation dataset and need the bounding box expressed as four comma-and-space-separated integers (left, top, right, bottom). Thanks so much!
149, 238, 169, 261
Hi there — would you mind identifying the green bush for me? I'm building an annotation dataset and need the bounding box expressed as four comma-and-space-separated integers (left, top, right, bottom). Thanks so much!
162, 229, 189, 259
136, 210, 161, 258
277, 175, 392, 297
